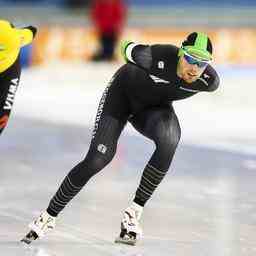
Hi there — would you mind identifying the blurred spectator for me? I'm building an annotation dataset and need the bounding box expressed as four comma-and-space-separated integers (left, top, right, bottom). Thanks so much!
90, 0, 127, 61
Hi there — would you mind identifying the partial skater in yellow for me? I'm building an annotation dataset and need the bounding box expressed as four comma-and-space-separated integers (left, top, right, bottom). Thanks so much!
0, 20, 37, 135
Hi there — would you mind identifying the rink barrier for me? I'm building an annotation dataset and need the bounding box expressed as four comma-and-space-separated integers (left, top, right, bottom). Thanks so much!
29, 27, 256, 65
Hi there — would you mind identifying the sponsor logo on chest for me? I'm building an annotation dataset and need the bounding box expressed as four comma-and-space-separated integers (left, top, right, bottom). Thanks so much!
158, 61, 165, 69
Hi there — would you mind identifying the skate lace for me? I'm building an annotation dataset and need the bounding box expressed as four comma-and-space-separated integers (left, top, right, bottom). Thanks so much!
36, 215, 55, 230
122, 208, 142, 236
124, 209, 139, 226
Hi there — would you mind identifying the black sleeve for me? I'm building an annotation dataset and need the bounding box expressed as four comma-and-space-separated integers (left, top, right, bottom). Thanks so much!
0, 82, 12, 136
202, 65, 220, 92
206, 67, 220, 92
0, 59, 21, 136
131, 45, 153, 70
130, 44, 178, 78
187, 65, 220, 92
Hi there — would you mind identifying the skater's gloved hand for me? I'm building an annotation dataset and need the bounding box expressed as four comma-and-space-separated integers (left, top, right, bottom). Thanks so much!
120, 40, 133, 62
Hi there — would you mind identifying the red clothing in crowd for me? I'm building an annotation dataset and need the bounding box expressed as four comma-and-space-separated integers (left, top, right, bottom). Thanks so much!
91, 0, 127, 35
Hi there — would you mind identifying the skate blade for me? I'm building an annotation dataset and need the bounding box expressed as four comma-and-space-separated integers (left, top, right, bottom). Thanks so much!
115, 236, 136, 246
20, 230, 39, 244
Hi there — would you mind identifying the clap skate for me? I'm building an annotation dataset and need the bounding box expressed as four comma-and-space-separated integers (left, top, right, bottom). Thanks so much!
21, 211, 56, 244
115, 204, 143, 246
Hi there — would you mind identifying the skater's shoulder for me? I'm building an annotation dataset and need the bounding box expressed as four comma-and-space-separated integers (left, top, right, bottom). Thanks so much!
151, 44, 179, 60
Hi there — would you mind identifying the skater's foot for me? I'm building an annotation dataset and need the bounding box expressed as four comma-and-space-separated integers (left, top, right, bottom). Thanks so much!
115, 229, 138, 246
21, 230, 38, 244
115, 203, 143, 246
21, 211, 56, 244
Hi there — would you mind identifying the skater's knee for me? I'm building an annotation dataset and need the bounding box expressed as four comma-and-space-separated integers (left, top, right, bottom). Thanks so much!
152, 116, 181, 150
82, 146, 116, 174
88, 154, 113, 172
68, 144, 116, 182
167, 127, 181, 149
154, 126, 181, 152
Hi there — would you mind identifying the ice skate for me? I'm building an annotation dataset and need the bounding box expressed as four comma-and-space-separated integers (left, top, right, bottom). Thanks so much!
115, 203, 143, 246
21, 211, 56, 244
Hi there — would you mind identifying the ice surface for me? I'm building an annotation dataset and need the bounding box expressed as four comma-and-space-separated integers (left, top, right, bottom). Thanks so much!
0, 63, 255, 256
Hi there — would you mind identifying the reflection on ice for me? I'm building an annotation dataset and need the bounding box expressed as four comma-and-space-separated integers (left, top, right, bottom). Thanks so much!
26, 247, 54, 256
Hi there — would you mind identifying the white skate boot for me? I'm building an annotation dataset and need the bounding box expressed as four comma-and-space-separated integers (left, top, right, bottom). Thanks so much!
21, 211, 56, 244
115, 202, 143, 246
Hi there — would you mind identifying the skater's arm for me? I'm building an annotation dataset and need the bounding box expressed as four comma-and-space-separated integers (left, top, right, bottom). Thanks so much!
204, 65, 220, 92
121, 41, 153, 70
193, 65, 220, 92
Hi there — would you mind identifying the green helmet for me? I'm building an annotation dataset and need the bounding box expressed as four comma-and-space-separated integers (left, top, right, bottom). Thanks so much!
179, 32, 213, 61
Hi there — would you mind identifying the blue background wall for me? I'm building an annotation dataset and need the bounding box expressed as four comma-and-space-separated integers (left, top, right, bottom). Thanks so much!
0, 0, 256, 7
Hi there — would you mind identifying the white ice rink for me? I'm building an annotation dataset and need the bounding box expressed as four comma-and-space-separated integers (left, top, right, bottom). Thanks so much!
0, 62, 256, 256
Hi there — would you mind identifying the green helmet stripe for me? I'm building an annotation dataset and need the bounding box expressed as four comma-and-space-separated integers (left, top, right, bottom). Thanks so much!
194, 32, 208, 52
183, 32, 212, 60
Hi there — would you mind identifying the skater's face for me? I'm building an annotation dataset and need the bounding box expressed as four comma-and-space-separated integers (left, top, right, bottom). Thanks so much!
178, 52, 210, 83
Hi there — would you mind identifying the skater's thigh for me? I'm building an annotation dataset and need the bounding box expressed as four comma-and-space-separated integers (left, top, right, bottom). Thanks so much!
90, 114, 126, 153
129, 105, 180, 141
90, 70, 130, 150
